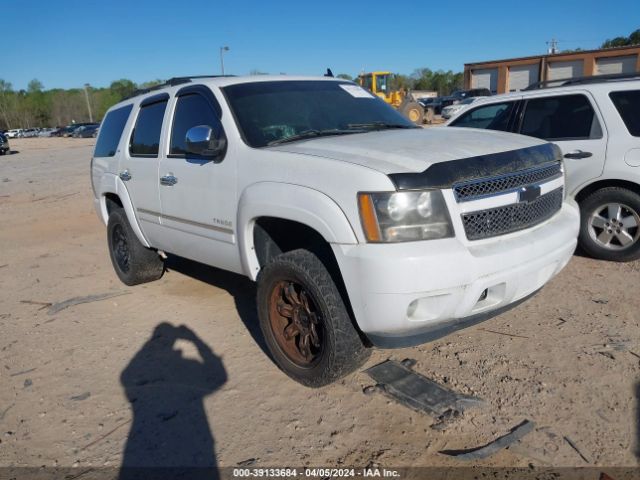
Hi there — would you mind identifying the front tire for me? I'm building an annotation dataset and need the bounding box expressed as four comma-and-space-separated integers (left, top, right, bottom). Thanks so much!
256, 249, 370, 387
578, 187, 640, 262
107, 208, 164, 285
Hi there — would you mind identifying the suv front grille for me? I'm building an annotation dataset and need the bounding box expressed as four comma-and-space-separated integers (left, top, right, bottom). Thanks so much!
462, 188, 563, 241
453, 162, 562, 202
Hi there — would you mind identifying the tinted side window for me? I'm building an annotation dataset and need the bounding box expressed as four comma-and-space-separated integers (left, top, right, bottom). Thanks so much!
94, 104, 132, 157
170, 94, 223, 155
610, 90, 640, 137
450, 102, 515, 131
129, 100, 167, 157
520, 94, 601, 141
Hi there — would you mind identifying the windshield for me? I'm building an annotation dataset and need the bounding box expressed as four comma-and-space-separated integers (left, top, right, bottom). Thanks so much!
461, 97, 476, 105
223, 80, 415, 148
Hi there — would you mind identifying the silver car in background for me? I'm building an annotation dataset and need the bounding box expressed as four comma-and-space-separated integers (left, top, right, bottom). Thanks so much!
441, 97, 481, 119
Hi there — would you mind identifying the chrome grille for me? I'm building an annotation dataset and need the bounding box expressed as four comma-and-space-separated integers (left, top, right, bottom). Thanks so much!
462, 188, 563, 241
454, 163, 562, 202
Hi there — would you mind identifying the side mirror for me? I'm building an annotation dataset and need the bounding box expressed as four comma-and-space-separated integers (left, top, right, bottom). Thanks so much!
185, 125, 226, 158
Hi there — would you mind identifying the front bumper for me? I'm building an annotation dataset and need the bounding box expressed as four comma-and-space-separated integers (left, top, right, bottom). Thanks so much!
333, 202, 579, 348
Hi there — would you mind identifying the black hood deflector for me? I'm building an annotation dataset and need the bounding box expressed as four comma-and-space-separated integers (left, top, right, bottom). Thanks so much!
388, 143, 562, 191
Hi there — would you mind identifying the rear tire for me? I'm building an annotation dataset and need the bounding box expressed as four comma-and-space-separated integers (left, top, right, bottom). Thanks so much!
578, 187, 640, 262
107, 208, 164, 285
256, 249, 370, 387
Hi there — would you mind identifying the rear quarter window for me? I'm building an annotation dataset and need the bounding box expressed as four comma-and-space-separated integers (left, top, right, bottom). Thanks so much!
609, 90, 640, 137
94, 104, 133, 157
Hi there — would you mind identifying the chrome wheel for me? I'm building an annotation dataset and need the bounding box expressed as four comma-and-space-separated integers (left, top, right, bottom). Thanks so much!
588, 202, 640, 251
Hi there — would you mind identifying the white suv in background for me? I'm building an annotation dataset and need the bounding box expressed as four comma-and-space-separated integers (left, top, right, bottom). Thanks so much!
446, 74, 640, 262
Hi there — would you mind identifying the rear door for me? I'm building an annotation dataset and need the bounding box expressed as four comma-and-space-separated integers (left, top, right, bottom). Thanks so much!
156, 85, 241, 273
120, 93, 169, 245
515, 92, 607, 196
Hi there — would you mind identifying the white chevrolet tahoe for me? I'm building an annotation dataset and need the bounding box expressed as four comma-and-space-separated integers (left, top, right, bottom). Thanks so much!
91, 75, 579, 386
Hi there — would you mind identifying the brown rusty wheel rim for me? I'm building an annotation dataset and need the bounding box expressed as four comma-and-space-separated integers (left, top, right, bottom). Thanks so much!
268, 280, 324, 368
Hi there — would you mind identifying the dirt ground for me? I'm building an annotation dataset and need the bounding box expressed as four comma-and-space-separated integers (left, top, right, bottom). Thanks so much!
1, 138, 639, 475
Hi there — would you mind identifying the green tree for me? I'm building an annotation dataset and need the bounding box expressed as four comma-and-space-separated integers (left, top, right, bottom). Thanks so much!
336, 73, 353, 80
411, 68, 462, 95
601, 28, 640, 48
109, 79, 137, 101
0, 79, 15, 129
138, 79, 164, 89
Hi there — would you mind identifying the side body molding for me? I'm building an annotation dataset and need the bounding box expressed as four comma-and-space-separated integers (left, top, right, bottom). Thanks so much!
237, 182, 358, 280
97, 173, 151, 248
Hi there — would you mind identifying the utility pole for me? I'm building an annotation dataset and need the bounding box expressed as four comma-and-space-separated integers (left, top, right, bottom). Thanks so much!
220, 46, 230, 75
546, 38, 558, 54
83, 83, 93, 123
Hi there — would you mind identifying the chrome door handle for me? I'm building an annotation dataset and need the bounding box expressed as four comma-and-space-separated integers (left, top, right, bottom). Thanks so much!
564, 150, 592, 159
119, 170, 131, 181
160, 175, 178, 186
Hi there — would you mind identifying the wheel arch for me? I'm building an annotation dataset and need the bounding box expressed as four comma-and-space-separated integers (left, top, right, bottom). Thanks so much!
575, 178, 640, 204
97, 174, 151, 248
237, 182, 358, 281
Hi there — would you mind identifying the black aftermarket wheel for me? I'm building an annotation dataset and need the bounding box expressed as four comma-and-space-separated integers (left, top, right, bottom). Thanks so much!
257, 249, 370, 387
107, 208, 164, 286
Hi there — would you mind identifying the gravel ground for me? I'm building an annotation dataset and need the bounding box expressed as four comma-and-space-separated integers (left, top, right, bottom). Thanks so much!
1, 138, 639, 475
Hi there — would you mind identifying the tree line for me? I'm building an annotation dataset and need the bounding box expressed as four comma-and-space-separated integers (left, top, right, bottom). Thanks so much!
601, 28, 640, 49
0, 68, 465, 131
0, 78, 161, 130
561, 27, 639, 53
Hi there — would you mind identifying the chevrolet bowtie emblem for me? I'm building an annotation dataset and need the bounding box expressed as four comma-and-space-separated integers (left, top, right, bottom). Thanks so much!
518, 184, 542, 204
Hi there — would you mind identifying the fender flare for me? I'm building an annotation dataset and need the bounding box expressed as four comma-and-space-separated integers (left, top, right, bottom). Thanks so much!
97, 173, 151, 248
237, 182, 358, 280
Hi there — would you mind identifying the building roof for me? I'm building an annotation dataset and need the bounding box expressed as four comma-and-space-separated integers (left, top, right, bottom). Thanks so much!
465, 44, 640, 67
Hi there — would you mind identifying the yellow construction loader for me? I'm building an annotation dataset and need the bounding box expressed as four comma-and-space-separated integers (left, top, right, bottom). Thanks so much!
358, 71, 430, 125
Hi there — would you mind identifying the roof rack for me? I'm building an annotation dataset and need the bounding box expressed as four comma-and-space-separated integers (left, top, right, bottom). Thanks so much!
524, 72, 640, 90
126, 75, 234, 99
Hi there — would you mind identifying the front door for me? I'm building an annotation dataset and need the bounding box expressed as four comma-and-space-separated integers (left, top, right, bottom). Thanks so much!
517, 92, 607, 197
157, 87, 241, 273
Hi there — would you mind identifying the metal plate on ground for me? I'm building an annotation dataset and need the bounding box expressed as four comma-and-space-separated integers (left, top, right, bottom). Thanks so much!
365, 360, 483, 417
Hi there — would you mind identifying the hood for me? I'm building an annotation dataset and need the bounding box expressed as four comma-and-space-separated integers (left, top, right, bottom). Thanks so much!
269, 127, 546, 174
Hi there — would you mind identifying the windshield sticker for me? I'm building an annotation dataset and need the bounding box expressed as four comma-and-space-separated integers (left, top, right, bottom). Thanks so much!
339, 84, 374, 98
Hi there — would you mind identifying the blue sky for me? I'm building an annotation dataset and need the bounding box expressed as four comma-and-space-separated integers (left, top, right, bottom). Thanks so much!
5, 0, 639, 90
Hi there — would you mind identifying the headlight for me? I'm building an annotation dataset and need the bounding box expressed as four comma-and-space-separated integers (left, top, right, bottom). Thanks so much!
358, 190, 454, 242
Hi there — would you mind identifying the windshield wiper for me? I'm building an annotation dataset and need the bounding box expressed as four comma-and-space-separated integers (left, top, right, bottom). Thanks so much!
346, 122, 418, 130
267, 129, 357, 146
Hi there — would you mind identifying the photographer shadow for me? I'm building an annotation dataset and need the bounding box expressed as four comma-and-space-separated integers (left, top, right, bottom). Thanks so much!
119, 323, 227, 480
